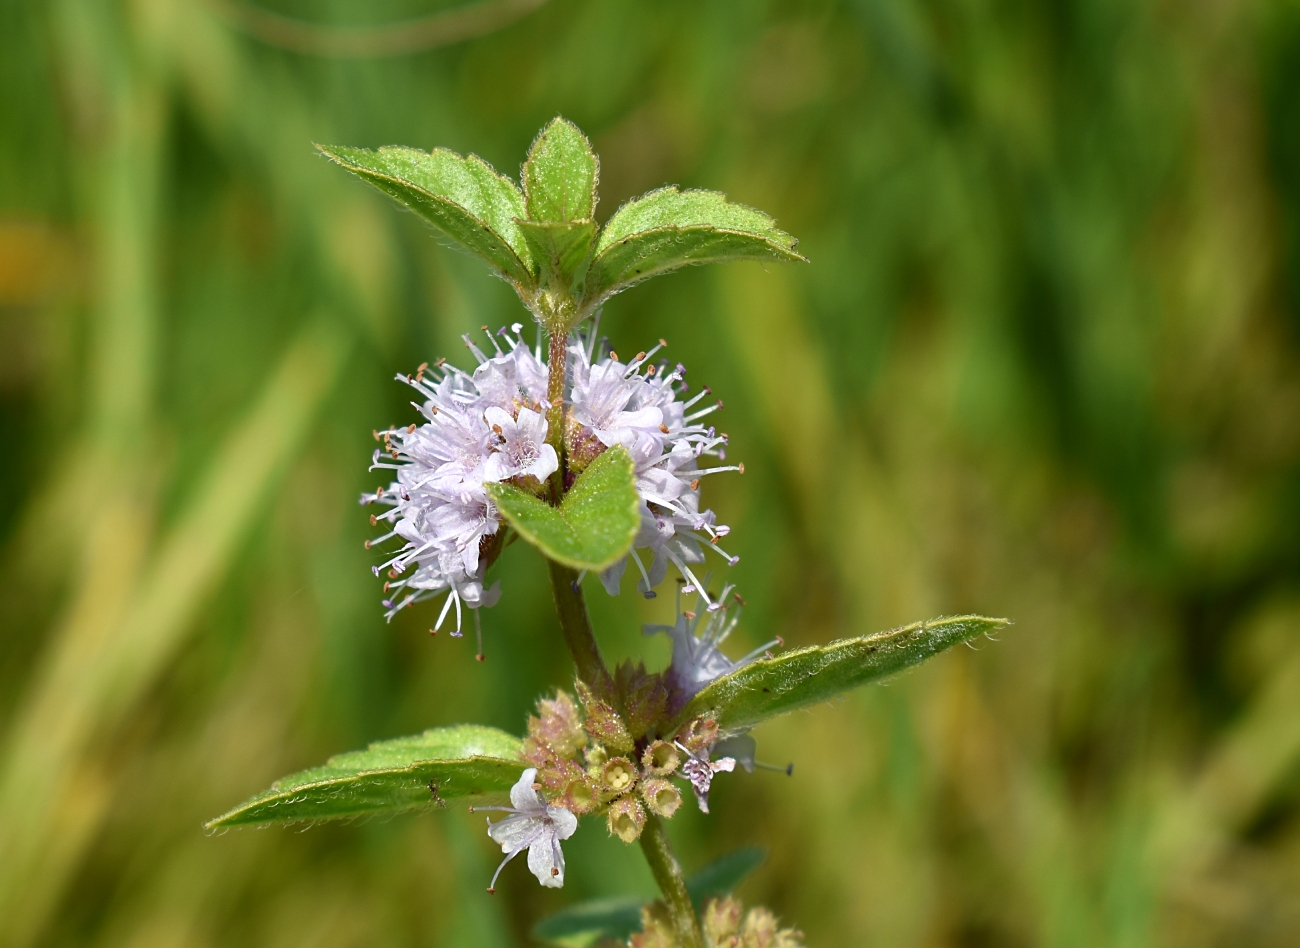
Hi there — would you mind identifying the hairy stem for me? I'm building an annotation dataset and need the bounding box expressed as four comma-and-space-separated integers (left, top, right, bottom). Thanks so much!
544, 563, 702, 944
640, 814, 705, 948
546, 560, 614, 696
545, 328, 567, 501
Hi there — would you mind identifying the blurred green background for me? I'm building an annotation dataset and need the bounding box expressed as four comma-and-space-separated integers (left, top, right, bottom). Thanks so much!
3, 0, 1300, 944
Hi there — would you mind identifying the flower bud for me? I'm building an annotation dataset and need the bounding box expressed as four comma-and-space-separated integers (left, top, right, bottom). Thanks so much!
642, 740, 680, 776
629, 902, 676, 948
526, 691, 586, 758
702, 896, 743, 943
559, 775, 598, 814
600, 757, 637, 797
675, 716, 719, 755
606, 795, 646, 843
639, 778, 682, 819
577, 681, 634, 753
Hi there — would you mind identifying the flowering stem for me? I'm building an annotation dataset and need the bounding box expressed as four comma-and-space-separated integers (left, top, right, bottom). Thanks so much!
545, 328, 568, 500
546, 560, 614, 696
640, 813, 705, 948
544, 562, 703, 946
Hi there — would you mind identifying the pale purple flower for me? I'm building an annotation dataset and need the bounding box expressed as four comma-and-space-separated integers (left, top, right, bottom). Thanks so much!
362, 317, 747, 636
646, 583, 781, 711
475, 768, 578, 892
678, 745, 736, 814
568, 318, 742, 607
482, 405, 558, 483
362, 324, 547, 636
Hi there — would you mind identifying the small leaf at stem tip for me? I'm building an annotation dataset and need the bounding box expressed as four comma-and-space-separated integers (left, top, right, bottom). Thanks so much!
316, 143, 534, 283
671, 615, 1011, 734
204, 725, 524, 829
516, 219, 596, 297
583, 186, 806, 307
487, 445, 640, 571
523, 117, 599, 223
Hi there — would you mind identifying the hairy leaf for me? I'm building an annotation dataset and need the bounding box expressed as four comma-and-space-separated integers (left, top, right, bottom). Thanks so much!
523, 117, 599, 223
586, 187, 805, 302
532, 847, 766, 945
206, 725, 523, 828
317, 144, 532, 283
487, 446, 639, 571
517, 219, 596, 296
675, 616, 1009, 733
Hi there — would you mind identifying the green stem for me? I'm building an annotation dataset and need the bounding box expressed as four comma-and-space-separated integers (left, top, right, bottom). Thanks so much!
544, 563, 703, 945
640, 814, 705, 948
545, 327, 568, 502
546, 560, 614, 696
539, 315, 701, 946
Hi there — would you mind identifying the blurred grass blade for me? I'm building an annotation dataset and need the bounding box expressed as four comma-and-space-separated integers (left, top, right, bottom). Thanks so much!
532, 847, 765, 945
488, 446, 640, 571
674, 616, 1009, 733
207, 0, 550, 58
206, 725, 525, 828
0, 317, 350, 946
522, 117, 599, 223
317, 144, 533, 282
586, 187, 805, 306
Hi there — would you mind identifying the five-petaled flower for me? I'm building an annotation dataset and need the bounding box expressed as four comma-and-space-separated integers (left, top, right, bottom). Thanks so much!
475, 768, 578, 892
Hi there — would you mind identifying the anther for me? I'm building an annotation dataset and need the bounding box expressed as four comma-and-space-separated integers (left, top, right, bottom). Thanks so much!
369, 515, 377, 526
364, 540, 372, 549
683, 610, 696, 620
372, 430, 381, 441
734, 592, 747, 606
738, 462, 745, 474
388, 569, 400, 579
659, 338, 667, 347
690, 479, 700, 491
636, 351, 646, 361
659, 424, 670, 434
435, 357, 446, 367
476, 653, 486, 662
408, 424, 416, 434
551, 867, 559, 876
610, 350, 618, 361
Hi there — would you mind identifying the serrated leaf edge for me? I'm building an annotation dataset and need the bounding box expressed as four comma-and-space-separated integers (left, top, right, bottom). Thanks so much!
315, 143, 534, 283
670, 614, 1010, 733
204, 752, 524, 830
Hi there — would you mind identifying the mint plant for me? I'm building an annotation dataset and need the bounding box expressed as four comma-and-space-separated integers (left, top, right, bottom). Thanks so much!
207, 118, 1006, 947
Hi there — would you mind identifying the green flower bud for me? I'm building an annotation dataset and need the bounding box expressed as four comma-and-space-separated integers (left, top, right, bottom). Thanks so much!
639, 778, 682, 819
606, 795, 646, 844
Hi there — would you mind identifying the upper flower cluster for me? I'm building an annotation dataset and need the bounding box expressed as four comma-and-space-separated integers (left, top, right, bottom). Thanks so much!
362, 320, 741, 637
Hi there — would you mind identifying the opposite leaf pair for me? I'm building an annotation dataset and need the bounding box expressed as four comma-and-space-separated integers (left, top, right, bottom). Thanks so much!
318, 118, 806, 333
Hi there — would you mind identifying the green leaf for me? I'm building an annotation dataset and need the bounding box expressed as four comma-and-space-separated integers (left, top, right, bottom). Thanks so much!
686, 846, 766, 908
487, 446, 639, 571
523, 117, 599, 223
517, 219, 596, 296
316, 144, 533, 283
205, 725, 524, 829
674, 615, 1009, 733
532, 848, 765, 946
585, 187, 806, 303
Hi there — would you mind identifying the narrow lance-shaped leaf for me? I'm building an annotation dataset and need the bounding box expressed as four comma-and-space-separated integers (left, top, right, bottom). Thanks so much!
206, 725, 524, 829
487, 446, 640, 572
317, 144, 534, 284
523, 117, 599, 223
673, 615, 1009, 733
584, 187, 806, 306
532, 848, 766, 946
